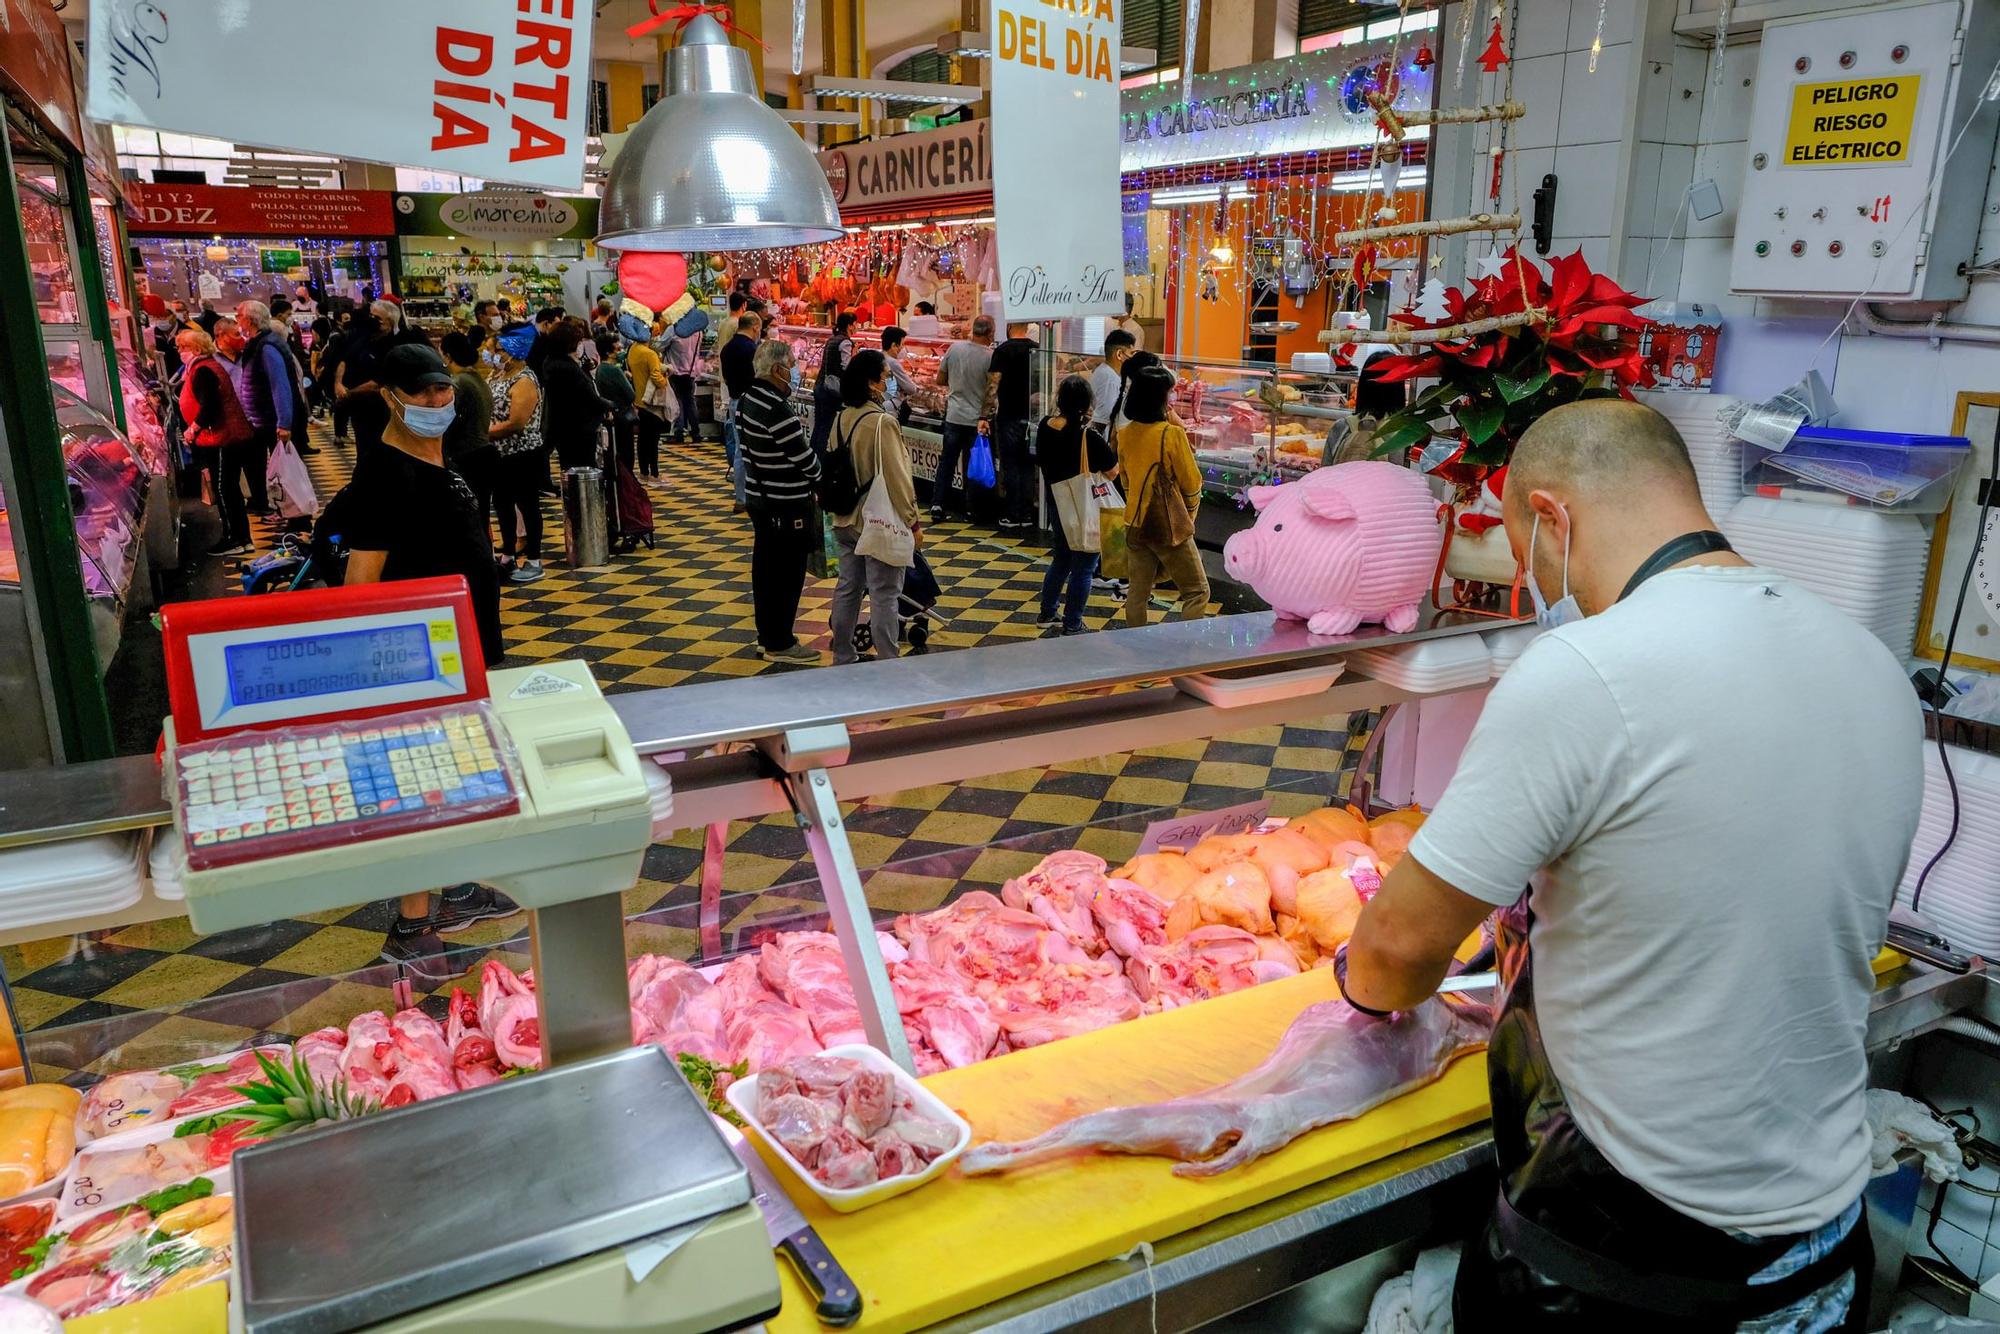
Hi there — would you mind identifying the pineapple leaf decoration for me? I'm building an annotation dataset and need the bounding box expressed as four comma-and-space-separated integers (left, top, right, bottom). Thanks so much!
219, 1049, 380, 1142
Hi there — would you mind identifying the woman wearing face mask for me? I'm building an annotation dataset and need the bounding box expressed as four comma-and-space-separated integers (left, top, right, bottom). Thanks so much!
486, 323, 548, 584
827, 349, 921, 664
345, 342, 517, 976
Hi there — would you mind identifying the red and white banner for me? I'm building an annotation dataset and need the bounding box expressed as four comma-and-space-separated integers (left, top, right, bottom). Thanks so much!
86, 1, 592, 191
126, 184, 398, 238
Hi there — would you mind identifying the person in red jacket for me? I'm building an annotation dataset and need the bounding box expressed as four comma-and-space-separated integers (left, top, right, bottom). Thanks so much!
175, 327, 258, 556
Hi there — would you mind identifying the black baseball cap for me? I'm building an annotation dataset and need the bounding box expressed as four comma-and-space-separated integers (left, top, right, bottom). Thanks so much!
382, 343, 453, 394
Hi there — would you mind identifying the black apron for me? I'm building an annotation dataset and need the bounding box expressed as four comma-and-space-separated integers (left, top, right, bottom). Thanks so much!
1451, 531, 1875, 1333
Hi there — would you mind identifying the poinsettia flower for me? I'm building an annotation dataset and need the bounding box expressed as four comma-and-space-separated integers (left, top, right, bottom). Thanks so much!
1371, 352, 1446, 382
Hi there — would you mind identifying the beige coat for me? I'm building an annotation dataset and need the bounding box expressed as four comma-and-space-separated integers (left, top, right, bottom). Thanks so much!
831, 403, 919, 531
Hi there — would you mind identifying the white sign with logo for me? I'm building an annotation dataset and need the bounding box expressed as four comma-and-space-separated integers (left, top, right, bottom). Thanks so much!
821, 120, 991, 214
85, 0, 592, 190
440, 191, 579, 240
987, 0, 1124, 321
1118, 40, 1433, 173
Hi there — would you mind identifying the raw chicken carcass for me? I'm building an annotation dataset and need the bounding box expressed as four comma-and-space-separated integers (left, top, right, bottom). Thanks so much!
1000, 851, 1111, 955
339, 1012, 395, 1101
1088, 879, 1171, 961
1112, 853, 1201, 901
961, 996, 1489, 1178
382, 1010, 459, 1107
986, 965, 1144, 1049
1289, 806, 1371, 852
1125, 925, 1298, 1010
713, 953, 781, 1010
1189, 862, 1275, 936
726, 1000, 821, 1072
895, 892, 1098, 992
628, 956, 731, 1061
486, 993, 542, 1071
760, 934, 867, 1049
890, 959, 999, 1073
295, 1027, 347, 1090
1294, 865, 1368, 953
444, 992, 503, 1090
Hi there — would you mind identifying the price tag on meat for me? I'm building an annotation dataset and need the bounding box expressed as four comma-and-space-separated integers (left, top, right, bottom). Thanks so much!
1136, 800, 1270, 856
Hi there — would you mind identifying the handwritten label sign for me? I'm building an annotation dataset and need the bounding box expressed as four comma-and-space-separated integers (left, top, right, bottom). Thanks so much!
1135, 799, 1271, 857
87, 1, 592, 191
988, 0, 1124, 320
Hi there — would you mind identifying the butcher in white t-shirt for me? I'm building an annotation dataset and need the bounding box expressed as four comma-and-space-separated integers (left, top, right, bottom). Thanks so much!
1341, 399, 1922, 1332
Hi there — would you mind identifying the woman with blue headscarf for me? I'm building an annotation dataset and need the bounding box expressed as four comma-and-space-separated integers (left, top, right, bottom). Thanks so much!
486, 322, 549, 584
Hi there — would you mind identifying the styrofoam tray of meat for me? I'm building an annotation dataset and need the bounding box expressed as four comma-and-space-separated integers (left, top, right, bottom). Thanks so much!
73, 1046, 291, 1148
57, 1119, 236, 1226
726, 1045, 971, 1214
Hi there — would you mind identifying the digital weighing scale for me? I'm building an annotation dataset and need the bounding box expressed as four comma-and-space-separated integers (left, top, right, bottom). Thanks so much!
157, 580, 782, 1332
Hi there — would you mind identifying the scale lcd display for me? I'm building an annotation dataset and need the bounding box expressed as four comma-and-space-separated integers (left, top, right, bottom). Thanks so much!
225, 623, 435, 707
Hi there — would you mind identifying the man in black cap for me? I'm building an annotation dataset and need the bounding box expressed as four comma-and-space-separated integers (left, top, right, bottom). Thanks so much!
340, 342, 520, 975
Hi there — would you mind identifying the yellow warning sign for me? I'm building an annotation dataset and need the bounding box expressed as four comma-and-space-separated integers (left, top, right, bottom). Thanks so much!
1785, 75, 1921, 166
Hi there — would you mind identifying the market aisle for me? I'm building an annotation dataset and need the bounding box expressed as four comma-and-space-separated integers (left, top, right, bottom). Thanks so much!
8, 421, 1292, 1081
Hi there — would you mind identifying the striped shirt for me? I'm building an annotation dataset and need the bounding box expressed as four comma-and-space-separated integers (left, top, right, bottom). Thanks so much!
737, 380, 821, 506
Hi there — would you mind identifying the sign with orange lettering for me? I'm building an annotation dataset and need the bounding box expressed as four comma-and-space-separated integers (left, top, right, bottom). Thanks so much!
85, 0, 592, 191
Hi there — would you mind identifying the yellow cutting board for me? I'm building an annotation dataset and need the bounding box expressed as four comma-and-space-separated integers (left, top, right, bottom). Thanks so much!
764, 969, 1491, 1333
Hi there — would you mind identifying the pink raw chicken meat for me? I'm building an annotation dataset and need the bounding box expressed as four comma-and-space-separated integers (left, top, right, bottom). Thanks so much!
1089, 879, 1172, 960
445, 990, 504, 1089
754, 1055, 959, 1190
707, 953, 820, 1071
628, 955, 731, 1061
339, 1012, 395, 1101
986, 964, 1144, 1049
1001, 851, 1111, 955
475, 960, 542, 1070
380, 1010, 458, 1107
895, 891, 1099, 990
760, 934, 867, 1049
962, 997, 1490, 1178
890, 959, 999, 1074
295, 1027, 347, 1090
1125, 925, 1300, 1011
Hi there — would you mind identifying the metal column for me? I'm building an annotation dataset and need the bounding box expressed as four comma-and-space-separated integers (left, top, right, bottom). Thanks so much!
761, 724, 914, 1073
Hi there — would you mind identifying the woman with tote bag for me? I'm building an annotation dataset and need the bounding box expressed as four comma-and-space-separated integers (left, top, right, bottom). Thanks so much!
1035, 374, 1120, 635
827, 350, 920, 664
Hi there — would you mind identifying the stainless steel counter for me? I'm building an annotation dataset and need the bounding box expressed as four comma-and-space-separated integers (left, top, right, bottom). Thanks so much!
0, 608, 1499, 849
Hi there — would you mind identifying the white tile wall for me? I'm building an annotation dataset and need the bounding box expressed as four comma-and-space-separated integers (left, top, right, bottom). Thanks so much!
1636, 48, 1675, 141
1513, 54, 1565, 149
1554, 142, 1623, 234
1685, 141, 1746, 239
1653, 143, 1696, 238
1557, 43, 1632, 145
1620, 235, 1683, 294
1515, 0, 1573, 61
1570, 0, 1637, 49
1627, 142, 1663, 238
1666, 41, 1709, 144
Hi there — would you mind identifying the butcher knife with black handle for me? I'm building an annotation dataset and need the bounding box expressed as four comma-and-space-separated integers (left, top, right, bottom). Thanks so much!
730, 1135, 863, 1327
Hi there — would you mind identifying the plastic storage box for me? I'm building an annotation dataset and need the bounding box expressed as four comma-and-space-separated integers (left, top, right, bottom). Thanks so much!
1740, 425, 1971, 513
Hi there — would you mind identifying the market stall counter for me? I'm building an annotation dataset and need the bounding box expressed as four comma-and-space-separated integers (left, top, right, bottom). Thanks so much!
0, 607, 1967, 1330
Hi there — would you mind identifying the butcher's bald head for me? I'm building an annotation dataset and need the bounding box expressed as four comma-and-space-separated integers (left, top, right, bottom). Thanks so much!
1505, 399, 1700, 523
1501, 398, 1740, 617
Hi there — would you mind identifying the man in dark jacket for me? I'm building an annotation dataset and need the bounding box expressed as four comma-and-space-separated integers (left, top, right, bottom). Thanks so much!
737, 336, 821, 664
233, 300, 295, 514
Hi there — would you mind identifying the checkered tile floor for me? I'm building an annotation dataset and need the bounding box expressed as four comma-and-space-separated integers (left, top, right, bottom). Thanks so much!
4, 419, 1376, 1081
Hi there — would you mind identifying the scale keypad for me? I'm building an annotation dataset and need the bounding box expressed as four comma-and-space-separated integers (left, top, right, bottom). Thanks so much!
176, 705, 518, 868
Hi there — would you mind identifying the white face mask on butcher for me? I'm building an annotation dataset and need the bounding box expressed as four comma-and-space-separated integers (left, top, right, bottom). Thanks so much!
1526, 507, 1583, 630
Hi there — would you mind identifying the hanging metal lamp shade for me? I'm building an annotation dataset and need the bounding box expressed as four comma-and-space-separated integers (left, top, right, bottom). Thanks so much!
597, 15, 843, 252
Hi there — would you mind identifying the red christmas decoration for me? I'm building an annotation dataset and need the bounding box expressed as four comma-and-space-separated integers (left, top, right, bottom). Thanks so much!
1413, 44, 1435, 71
1477, 20, 1509, 73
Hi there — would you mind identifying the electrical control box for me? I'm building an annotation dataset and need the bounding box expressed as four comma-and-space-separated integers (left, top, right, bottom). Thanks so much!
1730, 0, 2000, 302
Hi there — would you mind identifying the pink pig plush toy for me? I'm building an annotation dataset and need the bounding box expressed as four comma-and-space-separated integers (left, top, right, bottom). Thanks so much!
1222, 461, 1443, 635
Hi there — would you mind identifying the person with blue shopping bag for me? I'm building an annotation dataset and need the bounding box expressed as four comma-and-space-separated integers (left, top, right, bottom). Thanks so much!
931, 314, 995, 523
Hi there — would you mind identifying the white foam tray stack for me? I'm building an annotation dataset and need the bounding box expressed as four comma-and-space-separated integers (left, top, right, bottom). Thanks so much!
1721, 495, 1931, 655
0, 833, 145, 930
1897, 742, 2000, 959
1347, 635, 1494, 693
1637, 389, 1746, 521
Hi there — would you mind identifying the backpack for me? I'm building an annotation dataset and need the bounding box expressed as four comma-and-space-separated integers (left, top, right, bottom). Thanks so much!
1133, 428, 1193, 547
817, 407, 869, 515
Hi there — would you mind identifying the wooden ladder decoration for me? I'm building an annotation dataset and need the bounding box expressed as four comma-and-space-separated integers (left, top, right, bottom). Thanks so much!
1321, 2, 1546, 349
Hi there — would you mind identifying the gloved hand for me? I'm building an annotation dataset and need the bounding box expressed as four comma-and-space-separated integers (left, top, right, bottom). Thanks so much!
1332, 943, 1396, 1020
